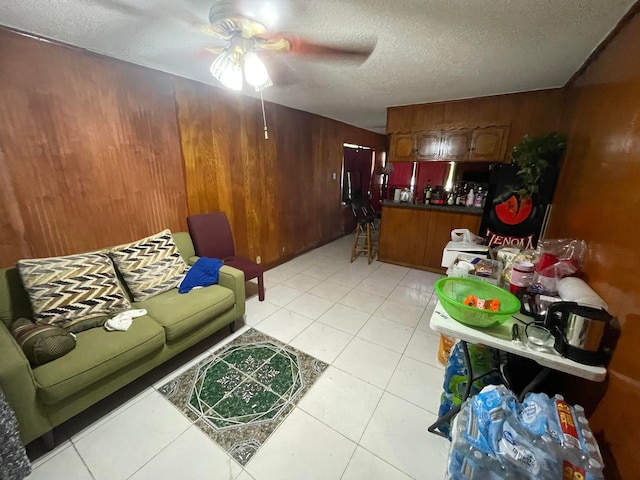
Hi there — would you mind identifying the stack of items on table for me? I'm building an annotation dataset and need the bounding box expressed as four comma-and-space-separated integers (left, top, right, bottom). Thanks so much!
447, 385, 604, 480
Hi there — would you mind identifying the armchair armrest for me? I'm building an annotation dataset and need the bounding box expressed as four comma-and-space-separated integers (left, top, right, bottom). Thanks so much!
0, 323, 51, 444
218, 265, 246, 317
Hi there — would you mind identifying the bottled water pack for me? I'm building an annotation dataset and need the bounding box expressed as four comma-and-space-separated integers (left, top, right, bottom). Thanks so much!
447, 385, 604, 479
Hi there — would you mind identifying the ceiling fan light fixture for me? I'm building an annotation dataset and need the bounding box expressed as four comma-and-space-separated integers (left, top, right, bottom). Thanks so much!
210, 50, 243, 91
243, 51, 272, 92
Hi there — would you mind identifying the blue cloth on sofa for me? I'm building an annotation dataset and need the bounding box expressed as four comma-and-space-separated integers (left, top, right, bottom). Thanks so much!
179, 257, 224, 294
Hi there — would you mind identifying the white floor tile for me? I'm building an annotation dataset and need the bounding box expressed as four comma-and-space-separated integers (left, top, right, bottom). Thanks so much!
333, 337, 401, 389
366, 265, 408, 284
399, 270, 441, 292
235, 471, 256, 480
254, 308, 315, 343
356, 315, 413, 353
246, 408, 356, 480
386, 356, 445, 414
28, 444, 93, 480
327, 270, 368, 288
388, 285, 432, 308
342, 447, 413, 480
73, 391, 192, 480
129, 426, 241, 480
375, 298, 425, 328
298, 366, 383, 442
281, 273, 322, 292
339, 290, 386, 315
308, 279, 350, 303
289, 322, 352, 364
284, 293, 334, 320
302, 263, 343, 280
355, 276, 397, 297
317, 303, 371, 335
360, 393, 450, 480
263, 265, 297, 284
262, 284, 304, 307
281, 255, 318, 273
66, 388, 154, 442
404, 329, 443, 369
244, 298, 281, 326
416, 304, 440, 334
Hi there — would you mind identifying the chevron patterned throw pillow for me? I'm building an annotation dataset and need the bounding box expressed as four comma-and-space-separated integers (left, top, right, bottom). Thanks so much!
17, 251, 132, 330
109, 229, 188, 302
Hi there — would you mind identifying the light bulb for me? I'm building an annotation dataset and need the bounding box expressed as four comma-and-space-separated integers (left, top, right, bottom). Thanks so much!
243, 51, 272, 91
210, 51, 243, 91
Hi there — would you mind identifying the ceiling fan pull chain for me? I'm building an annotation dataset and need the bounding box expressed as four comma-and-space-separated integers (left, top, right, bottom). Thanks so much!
260, 89, 269, 140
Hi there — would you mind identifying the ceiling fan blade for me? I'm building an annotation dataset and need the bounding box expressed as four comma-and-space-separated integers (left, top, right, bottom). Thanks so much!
262, 34, 377, 64
260, 53, 299, 87
204, 46, 226, 55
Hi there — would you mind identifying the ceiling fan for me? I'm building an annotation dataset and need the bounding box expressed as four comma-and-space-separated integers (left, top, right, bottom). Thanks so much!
201, 0, 376, 92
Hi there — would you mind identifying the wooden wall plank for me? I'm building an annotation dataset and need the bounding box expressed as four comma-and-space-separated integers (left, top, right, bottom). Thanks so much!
0, 28, 385, 269
174, 80, 386, 265
0, 30, 187, 266
546, 9, 640, 478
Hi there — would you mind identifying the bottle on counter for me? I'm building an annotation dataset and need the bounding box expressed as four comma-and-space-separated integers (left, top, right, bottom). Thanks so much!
466, 187, 475, 207
474, 186, 484, 208
423, 180, 431, 205
447, 190, 455, 205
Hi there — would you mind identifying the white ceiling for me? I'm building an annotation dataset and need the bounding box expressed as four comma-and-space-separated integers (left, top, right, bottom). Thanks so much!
0, 0, 635, 133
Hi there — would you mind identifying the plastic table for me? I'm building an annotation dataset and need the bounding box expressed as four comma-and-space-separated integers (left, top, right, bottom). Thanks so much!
427, 301, 606, 437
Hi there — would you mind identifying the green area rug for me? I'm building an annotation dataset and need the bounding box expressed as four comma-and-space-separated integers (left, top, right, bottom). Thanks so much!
159, 328, 328, 465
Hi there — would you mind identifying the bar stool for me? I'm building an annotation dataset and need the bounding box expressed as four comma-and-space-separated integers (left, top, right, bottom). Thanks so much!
349, 198, 376, 264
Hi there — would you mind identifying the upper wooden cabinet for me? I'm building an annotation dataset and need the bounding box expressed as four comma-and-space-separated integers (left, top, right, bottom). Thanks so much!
469, 126, 509, 162
416, 131, 441, 159
389, 125, 510, 163
440, 131, 472, 161
390, 134, 416, 162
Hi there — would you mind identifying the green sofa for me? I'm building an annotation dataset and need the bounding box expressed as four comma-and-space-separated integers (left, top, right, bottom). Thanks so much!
0, 232, 246, 446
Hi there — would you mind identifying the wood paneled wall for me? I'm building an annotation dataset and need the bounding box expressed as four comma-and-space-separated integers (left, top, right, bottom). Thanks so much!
387, 89, 565, 155
0, 29, 188, 266
174, 80, 386, 265
0, 28, 385, 269
545, 8, 640, 478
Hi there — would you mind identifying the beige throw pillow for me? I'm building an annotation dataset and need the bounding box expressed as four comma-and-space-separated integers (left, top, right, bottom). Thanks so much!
109, 229, 187, 302
17, 251, 131, 329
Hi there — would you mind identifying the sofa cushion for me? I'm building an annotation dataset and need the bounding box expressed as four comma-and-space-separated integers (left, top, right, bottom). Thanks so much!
10, 318, 76, 366
17, 252, 131, 330
33, 315, 164, 405
109, 230, 188, 302
134, 285, 235, 342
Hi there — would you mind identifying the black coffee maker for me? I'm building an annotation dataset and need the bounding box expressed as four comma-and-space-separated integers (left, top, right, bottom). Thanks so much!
544, 302, 615, 366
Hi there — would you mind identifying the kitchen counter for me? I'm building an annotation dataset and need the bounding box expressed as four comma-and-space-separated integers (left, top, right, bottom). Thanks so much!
378, 202, 483, 272
380, 200, 483, 215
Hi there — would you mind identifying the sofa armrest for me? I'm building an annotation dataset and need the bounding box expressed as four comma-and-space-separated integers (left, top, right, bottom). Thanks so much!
218, 265, 246, 317
188, 255, 199, 266
0, 322, 51, 444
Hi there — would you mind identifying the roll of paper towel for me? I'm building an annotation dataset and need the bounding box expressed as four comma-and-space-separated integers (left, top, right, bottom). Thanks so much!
557, 277, 608, 309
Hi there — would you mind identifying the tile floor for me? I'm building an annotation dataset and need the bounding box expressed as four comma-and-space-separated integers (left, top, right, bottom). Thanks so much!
26, 234, 452, 480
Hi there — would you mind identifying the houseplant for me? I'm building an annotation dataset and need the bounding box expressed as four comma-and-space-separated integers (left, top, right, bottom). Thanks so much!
511, 132, 567, 199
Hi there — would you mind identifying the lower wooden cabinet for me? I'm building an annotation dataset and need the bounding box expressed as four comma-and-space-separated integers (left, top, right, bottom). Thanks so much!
378, 205, 482, 272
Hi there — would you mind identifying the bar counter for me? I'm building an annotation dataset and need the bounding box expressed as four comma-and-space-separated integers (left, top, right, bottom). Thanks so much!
378, 201, 483, 273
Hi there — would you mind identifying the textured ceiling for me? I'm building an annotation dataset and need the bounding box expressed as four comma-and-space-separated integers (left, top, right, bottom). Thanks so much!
0, 0, 636, 133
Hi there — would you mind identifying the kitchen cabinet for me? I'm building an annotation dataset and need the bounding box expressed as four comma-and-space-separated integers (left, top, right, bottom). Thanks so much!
440, 131, 472, 161
378, 203, 482, 272
416, 131, 441, 160
389, 134, 416, 162
469, 126, 509, 162
388, 125, 510, 163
